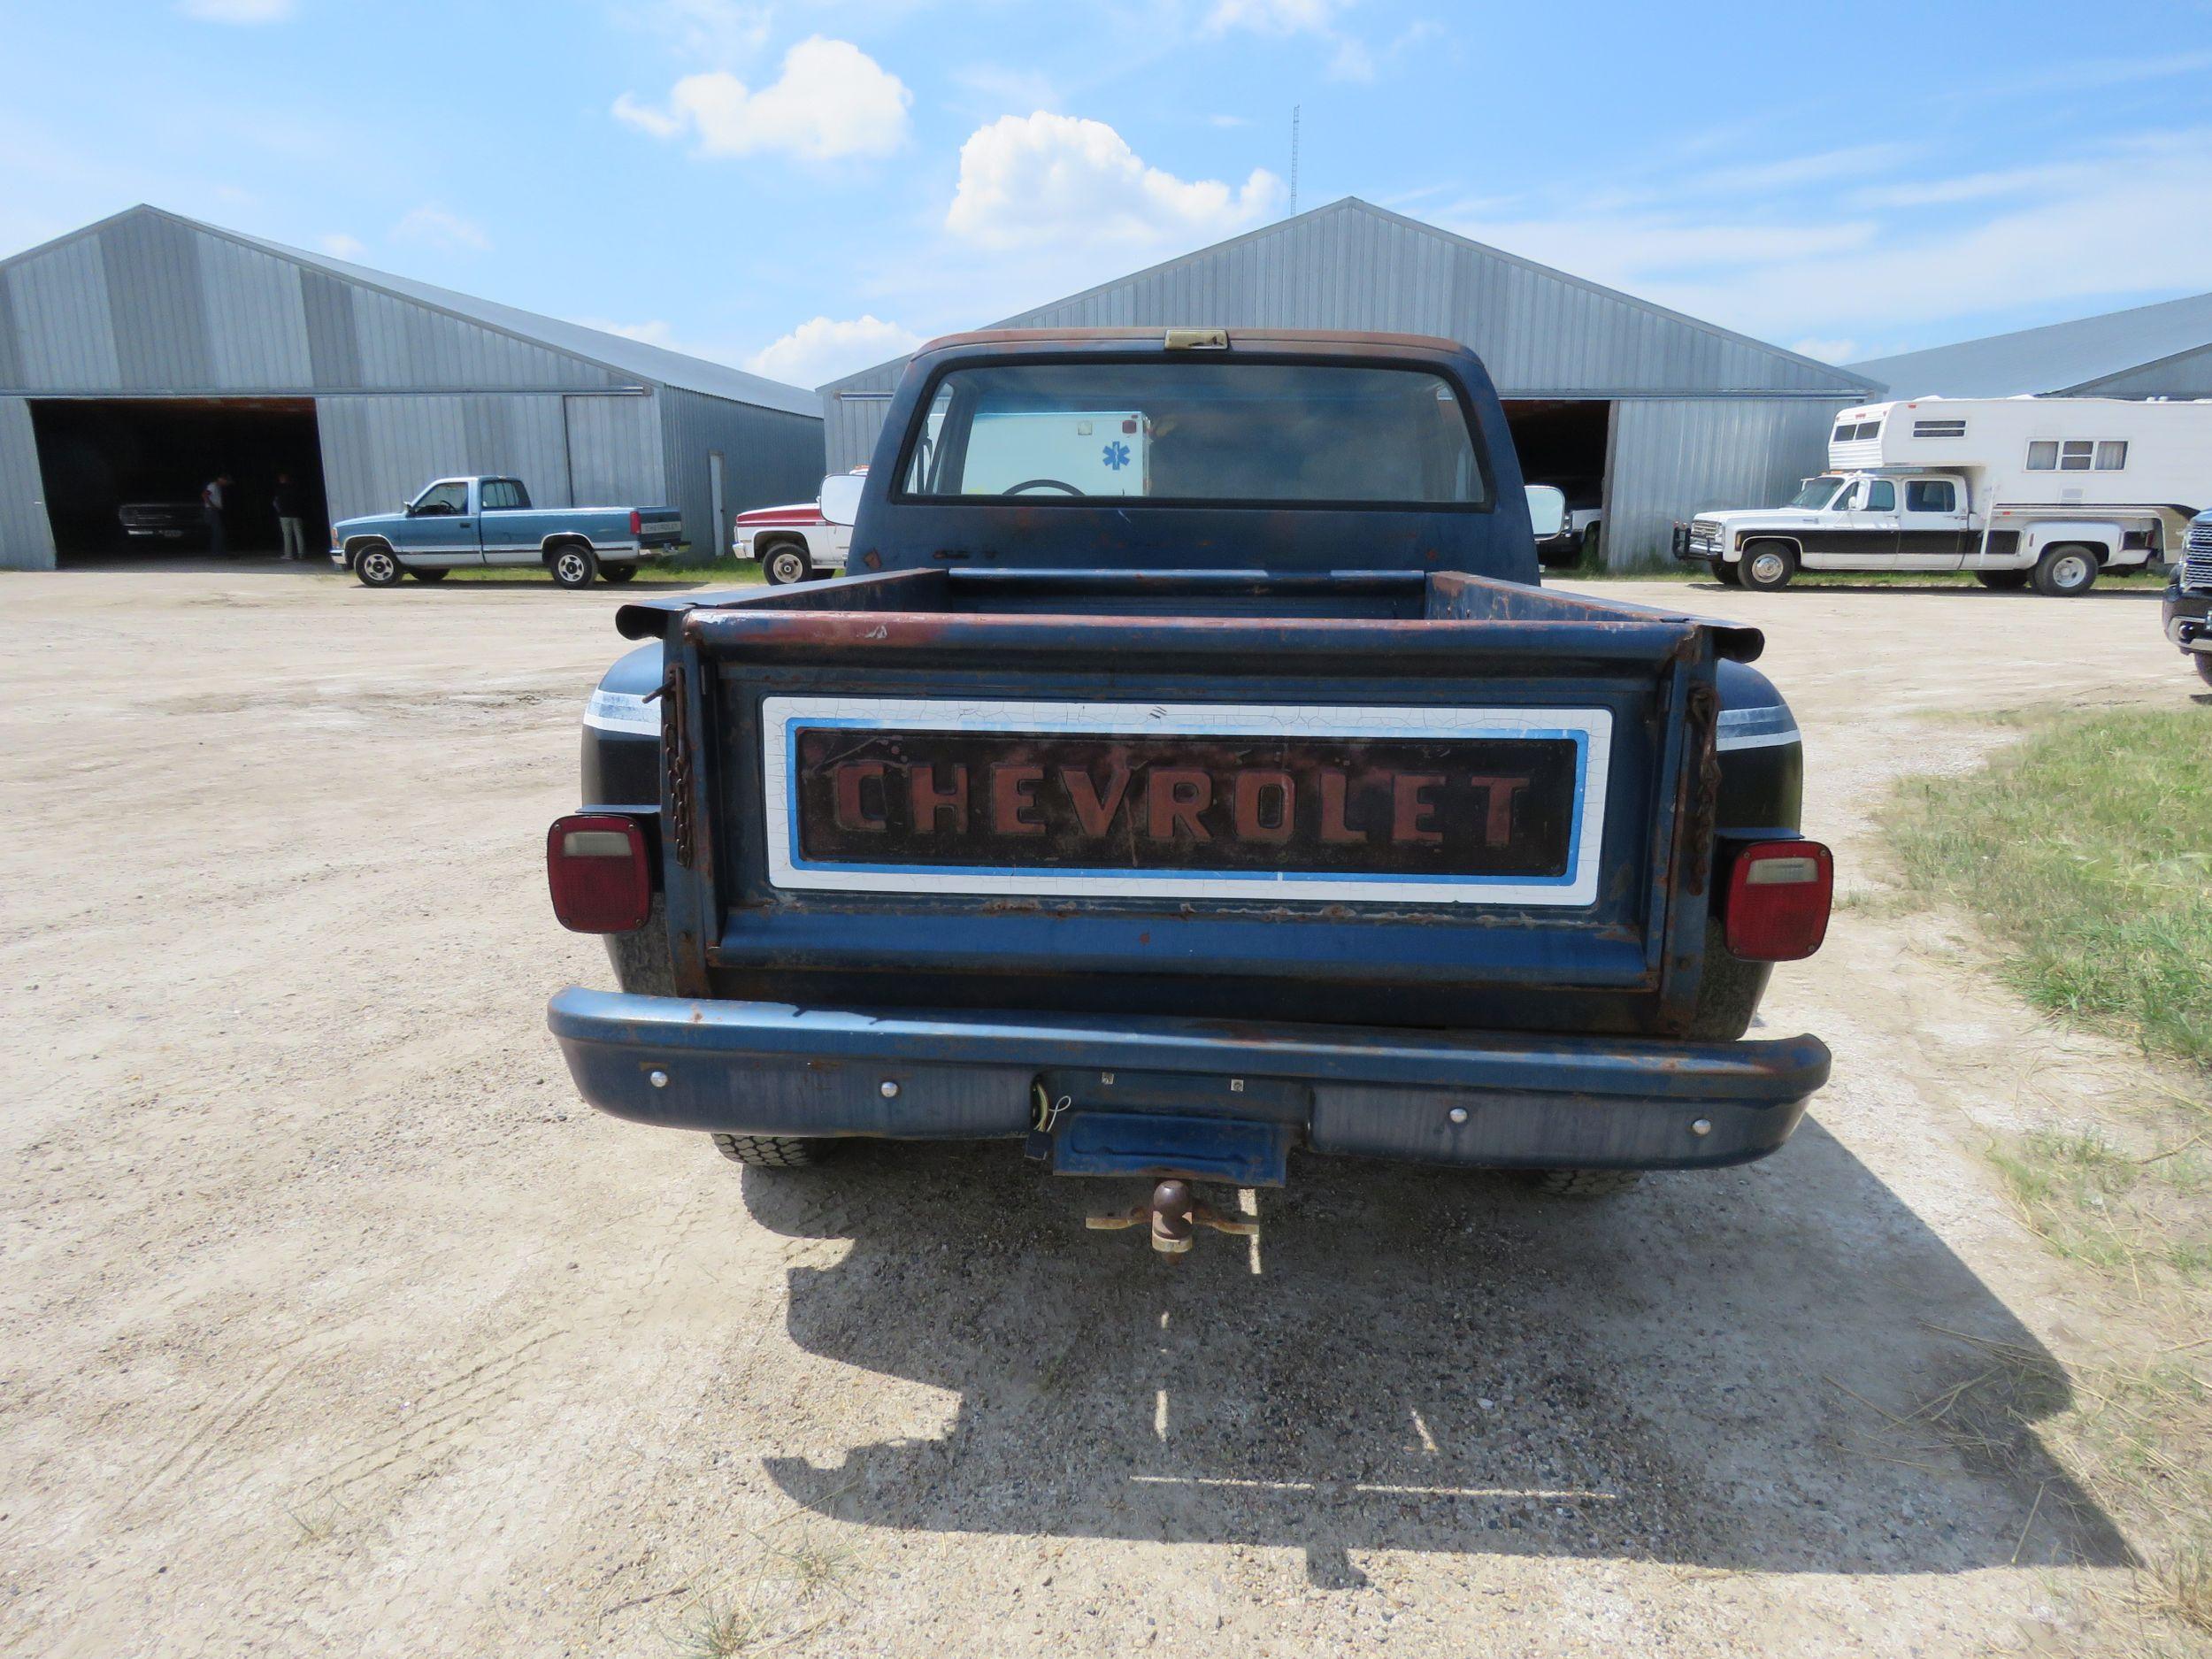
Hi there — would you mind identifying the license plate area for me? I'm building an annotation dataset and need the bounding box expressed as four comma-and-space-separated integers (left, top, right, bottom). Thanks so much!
762, 696, 1610, 906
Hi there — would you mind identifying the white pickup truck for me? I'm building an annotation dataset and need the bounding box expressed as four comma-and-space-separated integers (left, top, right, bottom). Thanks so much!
733, 469, 864, 585
1675, 396, 2208, 595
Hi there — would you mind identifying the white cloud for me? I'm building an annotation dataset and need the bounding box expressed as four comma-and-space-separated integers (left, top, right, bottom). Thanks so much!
392, 205, 491, 252
1208, 113, 1251, 128
613, 36, 910, 160
318, 232, 366, 258
745, 314, 921, 387
946, 112, 1285, 252
178, 0, 293, 20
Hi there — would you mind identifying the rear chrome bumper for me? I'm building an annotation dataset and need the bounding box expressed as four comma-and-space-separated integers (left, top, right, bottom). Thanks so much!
546, 989, 1831, 1173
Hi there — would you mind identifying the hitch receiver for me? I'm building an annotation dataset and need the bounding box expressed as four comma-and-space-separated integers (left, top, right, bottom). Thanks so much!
1087, 1179, 1258, 1256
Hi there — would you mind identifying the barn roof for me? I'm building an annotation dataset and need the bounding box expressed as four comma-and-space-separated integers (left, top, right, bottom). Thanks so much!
1853, 291, 2212, 399
0, 204, 818, 416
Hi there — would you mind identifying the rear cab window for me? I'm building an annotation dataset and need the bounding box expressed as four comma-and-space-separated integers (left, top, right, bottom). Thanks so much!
896, 360, 1489, 509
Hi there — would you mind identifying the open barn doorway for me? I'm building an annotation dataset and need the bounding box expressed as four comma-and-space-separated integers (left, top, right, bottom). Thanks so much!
28, 397, 328, 565
1502, 400, 1612, 568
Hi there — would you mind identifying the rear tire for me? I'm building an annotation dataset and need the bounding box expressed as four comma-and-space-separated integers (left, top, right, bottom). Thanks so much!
1532, 1168, 1645, 1197
1974, 570, 2031, 590
2032, 544, 2098, 596
764, 541, 811, 585
409, 567, 449, 583
353, 542, 402, 588
549, 543, 599, 589
604, 904, 837, 1171
1739, 541, 1796, 591
711, 1133, 826, 1168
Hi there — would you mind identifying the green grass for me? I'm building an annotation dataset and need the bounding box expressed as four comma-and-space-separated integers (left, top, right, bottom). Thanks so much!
1886, 709, 2212, 1068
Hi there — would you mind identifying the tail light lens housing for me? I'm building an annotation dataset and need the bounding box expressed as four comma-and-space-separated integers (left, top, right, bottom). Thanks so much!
628, 508, 642, 536
547, 813, 652, 933
1722, 839, 1833, 961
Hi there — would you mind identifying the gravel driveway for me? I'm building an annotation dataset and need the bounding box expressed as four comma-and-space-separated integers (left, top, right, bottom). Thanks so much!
0, 569, 2196, 1656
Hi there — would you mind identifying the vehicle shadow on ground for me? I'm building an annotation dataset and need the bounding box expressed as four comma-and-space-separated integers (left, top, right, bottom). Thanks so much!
741, 1119, 2129, 1585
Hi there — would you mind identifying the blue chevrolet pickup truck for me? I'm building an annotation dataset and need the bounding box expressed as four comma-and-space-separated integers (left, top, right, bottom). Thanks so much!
332, 475, 682, 588
544, 328, 1833, 1252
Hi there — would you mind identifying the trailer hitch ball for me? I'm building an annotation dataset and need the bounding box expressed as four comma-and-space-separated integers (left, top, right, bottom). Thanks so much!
1085, 1179, 1259, 1256
1149, 1179, 1194, 1255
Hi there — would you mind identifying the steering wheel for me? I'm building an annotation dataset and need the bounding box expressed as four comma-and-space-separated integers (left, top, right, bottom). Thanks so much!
1003, 479, 1083, 496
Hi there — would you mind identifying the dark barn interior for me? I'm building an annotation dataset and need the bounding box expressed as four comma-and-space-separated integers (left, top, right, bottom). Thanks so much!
29, 397, 328, 563
1502, 398, 1611, 526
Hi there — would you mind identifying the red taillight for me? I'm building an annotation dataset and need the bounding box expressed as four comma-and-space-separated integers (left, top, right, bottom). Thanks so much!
628, 508, 642, 535
547, 813, 651, 933
1722, 839, 1833, 962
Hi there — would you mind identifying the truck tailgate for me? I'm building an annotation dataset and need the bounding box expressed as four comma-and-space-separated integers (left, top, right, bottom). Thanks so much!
647, 571, 1740, 1037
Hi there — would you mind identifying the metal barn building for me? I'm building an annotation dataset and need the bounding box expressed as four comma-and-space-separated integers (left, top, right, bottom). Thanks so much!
1855, 289, 2212, 400
821, 197, 1880, 567
0, 205, 824, 571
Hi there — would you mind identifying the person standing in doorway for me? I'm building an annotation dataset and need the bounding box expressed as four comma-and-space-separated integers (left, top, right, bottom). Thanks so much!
202, 474, 232, 558
273, 473, 306, 562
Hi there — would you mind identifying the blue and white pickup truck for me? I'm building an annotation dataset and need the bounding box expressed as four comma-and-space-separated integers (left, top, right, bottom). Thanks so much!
332, 475, 683, 588
545, 327, 1834, 1255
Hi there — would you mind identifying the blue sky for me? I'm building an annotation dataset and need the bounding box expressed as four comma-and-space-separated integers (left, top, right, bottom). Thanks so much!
5, 0, 2211, 387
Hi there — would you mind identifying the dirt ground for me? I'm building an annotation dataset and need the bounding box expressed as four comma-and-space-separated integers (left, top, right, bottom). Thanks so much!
1, 565, 2202, 1658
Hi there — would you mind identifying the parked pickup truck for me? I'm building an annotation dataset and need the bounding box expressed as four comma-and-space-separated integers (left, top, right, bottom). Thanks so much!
734, 469, 864, 584
545, 327, 1833, 1253
1673, 396, 2203, 595
2168, 511, 2212, 687
333, 476, 682, 588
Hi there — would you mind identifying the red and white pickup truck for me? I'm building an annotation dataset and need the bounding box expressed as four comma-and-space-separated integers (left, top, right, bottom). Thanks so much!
733, 469, 864, 584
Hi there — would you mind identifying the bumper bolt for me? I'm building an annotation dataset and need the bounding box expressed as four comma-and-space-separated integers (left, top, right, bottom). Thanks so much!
648, 1069, 669, 1089
879, 1079, 901, 1099
1691, 1117, 1713, 1137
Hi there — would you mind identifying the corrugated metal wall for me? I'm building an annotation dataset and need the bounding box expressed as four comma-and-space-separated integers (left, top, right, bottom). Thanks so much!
563, 393, 664, 510
1605, 397, 1843, 567
657, 387, 828, 554
315, 392, 596, 526
0, 398, 56, 570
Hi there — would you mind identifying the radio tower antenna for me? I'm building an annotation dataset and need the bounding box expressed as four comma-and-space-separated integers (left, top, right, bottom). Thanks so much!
1289, 104, 1301, 217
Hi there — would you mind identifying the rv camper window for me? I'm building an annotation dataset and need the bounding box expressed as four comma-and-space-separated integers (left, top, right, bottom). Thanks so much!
2060, 441, 2094, 472
1832, 422, 1853, 444
1912, 419, 1967, 439
1906, 479, 1956, 513
1864, 480, 1896, 511
1855, 420, 1883, 441
2027, 442, 2058, 471
2095, 441, 2128, 471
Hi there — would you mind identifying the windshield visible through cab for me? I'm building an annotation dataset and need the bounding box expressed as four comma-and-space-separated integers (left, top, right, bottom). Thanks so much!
1789, 476, 1845, 509
898, 361, 1487, 507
